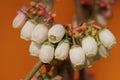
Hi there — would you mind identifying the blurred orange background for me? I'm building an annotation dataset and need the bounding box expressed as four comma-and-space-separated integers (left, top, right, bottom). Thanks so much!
0, 0, 120, 80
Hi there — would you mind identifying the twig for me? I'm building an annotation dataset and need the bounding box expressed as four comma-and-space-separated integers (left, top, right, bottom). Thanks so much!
24, 61, 42, 80
73, 0, 84, 24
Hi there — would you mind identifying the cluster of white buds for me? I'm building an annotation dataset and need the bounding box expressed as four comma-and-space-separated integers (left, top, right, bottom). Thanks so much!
13, 1, 117, 71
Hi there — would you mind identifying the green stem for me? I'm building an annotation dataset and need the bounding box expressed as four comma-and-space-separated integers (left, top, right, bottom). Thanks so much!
24, 61, 42, 80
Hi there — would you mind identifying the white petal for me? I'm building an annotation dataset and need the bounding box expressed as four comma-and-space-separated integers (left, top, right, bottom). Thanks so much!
99, 29, 116, 49
55, 40, 69, 60
82, 36, 98, 58
39, 43, 54, 63
85, 58, 94, 68
13, 12, 27, 28
29, 42, 41, 57
48, 24, 65, 43
69, 45, 85, 68
98, 44, 110, 58
31, 24, 48, 44
20, 20, 36, 41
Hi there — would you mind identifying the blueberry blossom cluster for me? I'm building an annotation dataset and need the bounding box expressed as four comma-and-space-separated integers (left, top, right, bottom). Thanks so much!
79, 0, 116, 25
13, 0, 116, 71
12, 0, 117, 80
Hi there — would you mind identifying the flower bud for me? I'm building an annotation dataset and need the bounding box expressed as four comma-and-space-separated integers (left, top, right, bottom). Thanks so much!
82, 36, 98, 58
85, 58, 94, 68
31, 24, 48, 44
13, 12, 27, 28
48, 24, 65, 43
98, 44, 110, 58
99, 29, 116, 49
20, 20, 36, 41
96, 14, 107, 25
55, 40, 69, 60
29, 42, 41, 57
69, 45, 85, 69
39, 42, 54, 63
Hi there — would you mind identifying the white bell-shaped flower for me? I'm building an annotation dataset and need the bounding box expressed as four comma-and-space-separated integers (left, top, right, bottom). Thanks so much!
13, 12, 27, 28
20, 20, 36, 41
39, 42, 54, 63
55, 40, 69, 60
99, 29, 116, 49
48, 24, 65, 43
82, 36, 98, 58
31, 24, 48, 44
29, 42, 41, 57
85, 58, 94, 68
98, 44, 110, 58
69, 45, 85, 68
